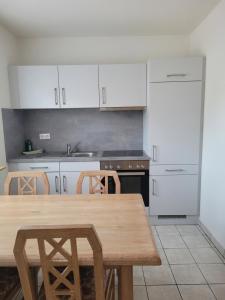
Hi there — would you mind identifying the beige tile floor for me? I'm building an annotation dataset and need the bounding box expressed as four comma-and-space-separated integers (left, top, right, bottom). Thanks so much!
129, 225, 225, 300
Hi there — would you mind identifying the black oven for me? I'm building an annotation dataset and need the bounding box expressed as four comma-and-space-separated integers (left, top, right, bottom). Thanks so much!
100, 160, 149, 207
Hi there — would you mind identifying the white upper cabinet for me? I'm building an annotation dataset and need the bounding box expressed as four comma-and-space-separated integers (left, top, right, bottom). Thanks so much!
9, 66, 60, 109
99, 64, 147, 108
9, 64, 147, 109
149, 81, 203, 165
148, 57, 204, 82
58, 65, 99, 108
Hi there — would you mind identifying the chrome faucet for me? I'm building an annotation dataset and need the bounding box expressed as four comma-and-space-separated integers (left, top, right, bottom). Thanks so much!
66, 144, 71, 156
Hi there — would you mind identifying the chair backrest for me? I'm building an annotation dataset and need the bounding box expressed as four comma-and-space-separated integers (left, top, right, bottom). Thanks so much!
4, 171, 50, 195
76, 171, 121, 194
14, 225, 105, 300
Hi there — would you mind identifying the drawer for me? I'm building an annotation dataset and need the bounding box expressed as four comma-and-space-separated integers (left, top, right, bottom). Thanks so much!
150, 165, 199, 176
148, 57, 204, 82
150, 174, 199, 216
8, 162, 60, 172
60, 161, 100, 172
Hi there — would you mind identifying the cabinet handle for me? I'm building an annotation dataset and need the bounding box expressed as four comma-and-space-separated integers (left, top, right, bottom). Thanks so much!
30, 166, 49, 170
166, 73, 187, 78
152, 179, 157, 196
152, 145, 157, 162
102, 87, 107, 104
54, 88, 59, 105
63, 175, 67, 193
55, 176, 59, 193
165, 169, 185, 172
62, 88, 66, 105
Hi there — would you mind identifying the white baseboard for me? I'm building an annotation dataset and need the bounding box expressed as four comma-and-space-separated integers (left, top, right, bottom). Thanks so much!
199, 221, 225, 258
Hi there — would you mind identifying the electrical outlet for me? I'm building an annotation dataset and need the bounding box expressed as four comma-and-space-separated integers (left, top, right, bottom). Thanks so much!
39, 133, 51, 140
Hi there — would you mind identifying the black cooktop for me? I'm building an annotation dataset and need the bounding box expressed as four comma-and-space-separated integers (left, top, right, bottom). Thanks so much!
102, 150, 145, 157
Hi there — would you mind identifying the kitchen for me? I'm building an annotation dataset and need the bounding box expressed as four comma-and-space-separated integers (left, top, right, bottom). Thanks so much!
0, 0, 225, 299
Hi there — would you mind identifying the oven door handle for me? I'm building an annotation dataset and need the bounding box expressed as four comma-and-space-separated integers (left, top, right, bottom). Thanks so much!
118, 172, 146, 176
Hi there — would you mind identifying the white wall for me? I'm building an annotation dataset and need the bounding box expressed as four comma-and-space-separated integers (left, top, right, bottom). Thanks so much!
190, 0, 225, 250
0, 25, 18, 192
17, 35, 189, 64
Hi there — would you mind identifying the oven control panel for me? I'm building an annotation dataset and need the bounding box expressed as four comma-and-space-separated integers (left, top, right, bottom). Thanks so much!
100, 160, 149, 171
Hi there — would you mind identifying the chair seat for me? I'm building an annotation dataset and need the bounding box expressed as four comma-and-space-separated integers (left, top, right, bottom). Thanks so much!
38, 266, 113, 300
0, 267, 21, 300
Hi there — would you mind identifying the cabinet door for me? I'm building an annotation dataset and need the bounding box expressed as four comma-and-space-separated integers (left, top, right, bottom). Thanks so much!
58, 65, 99, 108
47, 172, 61, 194
149, 81, 202, 165
149, 175, 199, 216
148, 57, 203, 82
99, 64, 146, 108
60, 172, 90, 194
10, 66, 60, 108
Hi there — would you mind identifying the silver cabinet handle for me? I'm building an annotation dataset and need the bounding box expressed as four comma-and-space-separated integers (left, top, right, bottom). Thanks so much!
152, 179, 156, 196
54, 88, 59, 105
166, 73, 187, 78
63, 175, 67, 193
152, 145, 157, 162
30, 166, 49, 170
102, 87, 107, 104
62, 88, 66, 105
165, 169, 185, 172
55, 176, 59, 193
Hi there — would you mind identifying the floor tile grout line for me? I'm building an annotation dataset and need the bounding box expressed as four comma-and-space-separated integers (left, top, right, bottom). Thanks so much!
141, 265, 150, 300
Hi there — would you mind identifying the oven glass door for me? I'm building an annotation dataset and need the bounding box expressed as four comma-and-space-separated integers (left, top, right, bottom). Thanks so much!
108, 171, 149, 207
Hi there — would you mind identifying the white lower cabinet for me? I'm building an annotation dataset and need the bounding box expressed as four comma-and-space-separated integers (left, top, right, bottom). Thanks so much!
8, 161, 100, 195
60, 162, 100, 194
150, 174, 199, 216
60, 172, 90, 194
149, 165, 199, 216
47, 172, 61, 194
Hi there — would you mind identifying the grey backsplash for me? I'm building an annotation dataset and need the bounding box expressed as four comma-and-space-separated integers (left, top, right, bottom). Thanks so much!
2, 109, 143, 158
2, 109, 25, 159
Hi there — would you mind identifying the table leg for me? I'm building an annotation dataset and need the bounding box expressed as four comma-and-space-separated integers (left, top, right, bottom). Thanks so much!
118, 266, 133, 300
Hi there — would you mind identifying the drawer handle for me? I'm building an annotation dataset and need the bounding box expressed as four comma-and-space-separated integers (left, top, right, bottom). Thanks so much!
55, 176, 59, 193
152, 145, 157, 162
152, 179, 157, 196
63, 176, 67, 193
54, 88, 59, 105
166, 73, 187, 77
165, 169, 185, 172
62, 88, 66, 105
102, 87, 107, 104
30, 166, 49, 170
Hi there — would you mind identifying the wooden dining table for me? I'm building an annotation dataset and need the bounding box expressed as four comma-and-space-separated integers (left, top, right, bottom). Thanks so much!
0, 193, 161, 300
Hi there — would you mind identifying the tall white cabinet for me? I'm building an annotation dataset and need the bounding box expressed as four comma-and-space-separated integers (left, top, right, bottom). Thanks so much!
144, 57, 204, 224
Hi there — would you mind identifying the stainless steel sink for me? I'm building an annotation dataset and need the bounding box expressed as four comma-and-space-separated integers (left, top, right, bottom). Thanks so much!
69, 152, 97, 157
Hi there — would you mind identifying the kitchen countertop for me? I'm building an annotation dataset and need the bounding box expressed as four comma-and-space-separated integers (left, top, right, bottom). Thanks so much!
7, 151, 150, 163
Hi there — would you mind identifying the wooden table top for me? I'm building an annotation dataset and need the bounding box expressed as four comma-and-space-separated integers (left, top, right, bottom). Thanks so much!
0, 194, 161, 267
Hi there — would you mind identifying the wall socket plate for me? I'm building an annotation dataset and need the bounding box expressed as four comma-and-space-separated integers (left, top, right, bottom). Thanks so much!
39, 133, 51, 140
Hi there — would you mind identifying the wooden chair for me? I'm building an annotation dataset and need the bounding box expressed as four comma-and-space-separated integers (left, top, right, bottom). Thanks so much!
76, 171, 121, 194
4, 171, 50, 195
14, 225, 115, 300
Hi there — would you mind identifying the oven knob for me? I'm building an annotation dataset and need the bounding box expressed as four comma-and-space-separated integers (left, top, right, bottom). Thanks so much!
141, 164, 145, 169
109, 165, 113, 169
128, 164, 133, 169
104, 165, 108, 169
117, 165, 121, 169
136, 164, 140, 169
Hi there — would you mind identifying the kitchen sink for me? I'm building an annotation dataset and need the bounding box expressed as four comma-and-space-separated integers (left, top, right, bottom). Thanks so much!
69, 152, 97, 157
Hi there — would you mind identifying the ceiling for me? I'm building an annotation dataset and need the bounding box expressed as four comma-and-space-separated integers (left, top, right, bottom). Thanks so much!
0, 0, 220, 38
